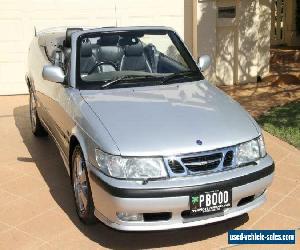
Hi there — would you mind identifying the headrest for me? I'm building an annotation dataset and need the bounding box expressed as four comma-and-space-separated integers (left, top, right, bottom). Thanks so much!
124, 42, 143, 57
98, 35, 119, 46
65, 28, 83, 48
98, 46, 123, 62
119, 37, 139, 47
81, 39, 93, 57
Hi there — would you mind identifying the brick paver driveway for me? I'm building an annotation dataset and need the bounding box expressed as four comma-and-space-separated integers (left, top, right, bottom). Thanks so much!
0, 95, 299, 249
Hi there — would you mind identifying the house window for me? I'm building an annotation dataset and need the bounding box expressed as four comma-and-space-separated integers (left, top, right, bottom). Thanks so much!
218, 6, 236, 18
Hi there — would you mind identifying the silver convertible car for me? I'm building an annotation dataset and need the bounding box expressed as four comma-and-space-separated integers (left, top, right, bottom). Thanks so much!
26, 26, 274, 231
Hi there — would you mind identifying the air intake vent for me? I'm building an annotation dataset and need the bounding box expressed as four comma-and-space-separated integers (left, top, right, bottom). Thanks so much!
223, 150, 234, 167
168, 159, 185, 173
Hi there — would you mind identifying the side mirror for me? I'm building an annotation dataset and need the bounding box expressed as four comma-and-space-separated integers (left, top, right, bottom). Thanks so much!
42, 65, 65, 83
198, 55, 211, 72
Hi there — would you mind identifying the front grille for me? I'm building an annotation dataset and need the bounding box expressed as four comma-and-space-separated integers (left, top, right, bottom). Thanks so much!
223, 150, 234, 167
182, 153, 222, 172
165, 146, 236, 177
168, 159, 185, 173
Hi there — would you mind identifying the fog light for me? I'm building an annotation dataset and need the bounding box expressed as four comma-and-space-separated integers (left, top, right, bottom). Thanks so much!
116, 212, 143, 222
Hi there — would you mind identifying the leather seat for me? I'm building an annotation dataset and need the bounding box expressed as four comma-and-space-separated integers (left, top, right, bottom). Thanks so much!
80, 39, 98, 75
63, 28, 83, 74
96, 35, 123, 72
120, 42, 152, 72
144, 44, 160, 73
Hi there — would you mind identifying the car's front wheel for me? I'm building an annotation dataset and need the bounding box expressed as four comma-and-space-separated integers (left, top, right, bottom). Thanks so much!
71, 145, 98, 224
29, 90, 47, 137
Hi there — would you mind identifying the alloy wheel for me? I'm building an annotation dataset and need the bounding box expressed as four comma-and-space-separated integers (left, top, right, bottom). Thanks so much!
73, 153, 89, 215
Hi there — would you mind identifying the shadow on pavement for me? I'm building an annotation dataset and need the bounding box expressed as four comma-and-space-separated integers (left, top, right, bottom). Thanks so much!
13, 104, 248, 249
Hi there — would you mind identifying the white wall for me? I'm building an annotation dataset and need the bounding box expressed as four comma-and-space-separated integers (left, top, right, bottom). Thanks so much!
237, 0, 260, 83
196, 0, 271, 85
257, 0, 271, 78
0, 0, 184, 95
196, 0, 217, 83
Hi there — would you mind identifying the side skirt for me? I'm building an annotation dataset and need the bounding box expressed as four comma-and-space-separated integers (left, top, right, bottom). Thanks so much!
40, 117, 70, 175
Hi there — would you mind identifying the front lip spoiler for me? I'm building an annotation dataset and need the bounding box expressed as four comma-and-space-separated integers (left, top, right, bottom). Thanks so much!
89, 163, 274, 198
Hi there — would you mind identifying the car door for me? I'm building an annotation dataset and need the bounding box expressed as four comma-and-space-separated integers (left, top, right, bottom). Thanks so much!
41, 68, 75, 160
37, 71, 73, 156
47, 84, 75, 157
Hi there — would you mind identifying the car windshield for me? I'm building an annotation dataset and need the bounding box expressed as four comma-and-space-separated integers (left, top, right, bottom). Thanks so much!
76, 29, 202, 89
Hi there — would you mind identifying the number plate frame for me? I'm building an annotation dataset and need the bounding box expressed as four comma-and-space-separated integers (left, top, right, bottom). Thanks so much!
190, 189, 232, 216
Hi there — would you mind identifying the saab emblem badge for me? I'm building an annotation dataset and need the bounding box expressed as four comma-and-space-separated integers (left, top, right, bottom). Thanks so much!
196, 140, 203, 145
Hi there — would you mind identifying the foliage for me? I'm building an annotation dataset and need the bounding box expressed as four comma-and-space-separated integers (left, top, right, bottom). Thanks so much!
257, 101, 300, 149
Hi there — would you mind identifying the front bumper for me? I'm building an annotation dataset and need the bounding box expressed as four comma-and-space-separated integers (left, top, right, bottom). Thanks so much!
88, 155, 274, 231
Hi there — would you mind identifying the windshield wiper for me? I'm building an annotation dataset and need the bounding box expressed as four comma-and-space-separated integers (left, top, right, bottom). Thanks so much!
162, 71, 200, 84
101, 75, 160, 89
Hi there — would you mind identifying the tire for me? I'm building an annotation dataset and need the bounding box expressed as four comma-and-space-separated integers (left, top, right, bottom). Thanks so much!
71, 145, 98, 224
29, 90, 48, 137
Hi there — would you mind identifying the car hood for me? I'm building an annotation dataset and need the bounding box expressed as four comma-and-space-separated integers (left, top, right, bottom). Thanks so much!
80, 80, 259, 156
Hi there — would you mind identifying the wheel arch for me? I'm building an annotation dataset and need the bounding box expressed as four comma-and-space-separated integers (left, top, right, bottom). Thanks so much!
68, 128, 98, 224
69, 127, 90, 175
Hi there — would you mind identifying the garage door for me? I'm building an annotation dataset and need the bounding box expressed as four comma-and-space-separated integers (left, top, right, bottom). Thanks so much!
0, 0, 184, 95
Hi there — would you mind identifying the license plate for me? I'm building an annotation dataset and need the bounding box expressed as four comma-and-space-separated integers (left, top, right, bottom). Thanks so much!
190, 189, 232, 215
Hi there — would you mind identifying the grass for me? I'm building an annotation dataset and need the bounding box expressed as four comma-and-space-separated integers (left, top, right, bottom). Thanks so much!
257, 101, 300, 149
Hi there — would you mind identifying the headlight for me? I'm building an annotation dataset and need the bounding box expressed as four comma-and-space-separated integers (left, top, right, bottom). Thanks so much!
95, 149, 167, 179
236, 136, 266, 166
258, 135, 266, 157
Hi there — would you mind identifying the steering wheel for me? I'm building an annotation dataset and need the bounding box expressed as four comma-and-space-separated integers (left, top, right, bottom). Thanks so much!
88, 61, 118, 75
